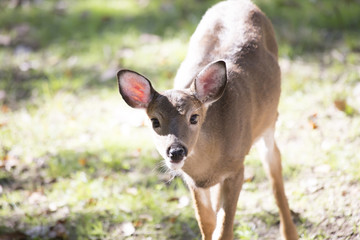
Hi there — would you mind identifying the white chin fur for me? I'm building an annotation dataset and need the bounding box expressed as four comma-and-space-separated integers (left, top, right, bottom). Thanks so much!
165, 159, 185, 171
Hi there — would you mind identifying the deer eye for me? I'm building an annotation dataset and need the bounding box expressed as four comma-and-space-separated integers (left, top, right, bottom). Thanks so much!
190, 114, 199, 125
151, 118, 160, 128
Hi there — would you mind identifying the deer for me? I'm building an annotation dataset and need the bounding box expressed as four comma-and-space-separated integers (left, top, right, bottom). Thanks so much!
116, 0, 298, 239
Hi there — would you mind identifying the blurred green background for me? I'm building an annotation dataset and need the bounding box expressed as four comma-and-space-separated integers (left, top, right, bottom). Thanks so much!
0, 0, 359, 239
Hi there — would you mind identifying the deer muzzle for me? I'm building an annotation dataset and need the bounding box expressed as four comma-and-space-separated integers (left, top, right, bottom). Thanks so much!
167, 144, 188, 163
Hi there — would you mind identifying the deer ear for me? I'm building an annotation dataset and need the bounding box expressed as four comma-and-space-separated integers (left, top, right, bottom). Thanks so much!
117, 70, 156, 109
192, 60, 227, 105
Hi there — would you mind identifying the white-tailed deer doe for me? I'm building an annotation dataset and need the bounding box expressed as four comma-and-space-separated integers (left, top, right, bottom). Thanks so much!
117, 0, 298, 239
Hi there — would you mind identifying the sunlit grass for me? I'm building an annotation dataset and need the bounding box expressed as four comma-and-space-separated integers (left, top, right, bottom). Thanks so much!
1, 0, 360, 239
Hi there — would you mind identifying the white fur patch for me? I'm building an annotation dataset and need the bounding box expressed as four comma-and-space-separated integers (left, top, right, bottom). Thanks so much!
212, 208, 225, 240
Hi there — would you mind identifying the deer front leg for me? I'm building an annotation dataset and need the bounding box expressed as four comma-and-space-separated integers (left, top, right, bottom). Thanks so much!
190, 187, 217, 240
212, 168, 244, 240
189, 168, 244, 240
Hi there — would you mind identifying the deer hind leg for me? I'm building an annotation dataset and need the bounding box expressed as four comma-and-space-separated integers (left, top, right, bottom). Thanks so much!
257, 128, 298, 240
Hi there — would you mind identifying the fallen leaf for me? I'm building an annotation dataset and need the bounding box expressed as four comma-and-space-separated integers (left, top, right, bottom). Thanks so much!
78, 158, 87, 166
86, 198, 98, 206
334, 99, 347, 112
167, 197, 179, 202
0, 122, 8, 128
334, 99, 356, 116
65, 69, 72, 78
308, 113, 318, 129
3, 155, 19, 171
133, 219, 144, 228
244, 173, 255, 183
1, 105, 10, 113
101, 16, 112, 22
169, 216, 178, 223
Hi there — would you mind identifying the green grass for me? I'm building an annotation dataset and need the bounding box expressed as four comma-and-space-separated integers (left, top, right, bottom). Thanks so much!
1, 0, 360, 239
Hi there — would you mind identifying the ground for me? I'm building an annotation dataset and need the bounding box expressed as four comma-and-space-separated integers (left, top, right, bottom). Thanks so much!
0, 0, 360, 239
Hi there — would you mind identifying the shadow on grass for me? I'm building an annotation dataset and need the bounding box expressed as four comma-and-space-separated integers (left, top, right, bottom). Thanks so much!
256, 0, 360, 56
1, 0, 357, 53
0, 145, 157, 192
0, 146, 201, 239
0, 65, 111, 107
0, 0, 218, 50
1, 0, 359, 106
0, 0, 218, 106
0, 209, 200, 240
0, 146, 200, 239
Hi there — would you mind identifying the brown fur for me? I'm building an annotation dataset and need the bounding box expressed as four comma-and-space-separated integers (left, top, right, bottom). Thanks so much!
117, 1, 298, 239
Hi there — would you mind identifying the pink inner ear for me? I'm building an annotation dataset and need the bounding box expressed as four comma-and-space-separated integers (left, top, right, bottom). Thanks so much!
128, 79, 147, 103
199, 75, 216, 95
198, 66, 221, 96
122, 73, 151, 105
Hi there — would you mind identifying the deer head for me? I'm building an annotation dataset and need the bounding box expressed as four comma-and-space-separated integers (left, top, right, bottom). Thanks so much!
117, 60, 227, 170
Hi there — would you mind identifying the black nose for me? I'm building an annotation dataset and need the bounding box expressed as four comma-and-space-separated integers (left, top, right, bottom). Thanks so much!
167, 145, 187, 163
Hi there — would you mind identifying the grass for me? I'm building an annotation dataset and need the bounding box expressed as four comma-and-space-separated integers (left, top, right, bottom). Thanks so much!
1, 0, 360, 239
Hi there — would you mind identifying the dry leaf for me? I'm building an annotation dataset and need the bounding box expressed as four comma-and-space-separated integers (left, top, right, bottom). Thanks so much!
86, 198, 98, 206
78, 158, 87, 166
0, 122, 7, 128
3, 155, 19, 171
169, 216, 178, 223
244, 174, 255, 183
1, 105, 10, 113
334, 99, 346, 112
133, 219, 144, 228
308, 113, 318, 129
167, 197, 179, 202
65, 69, 72, 78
